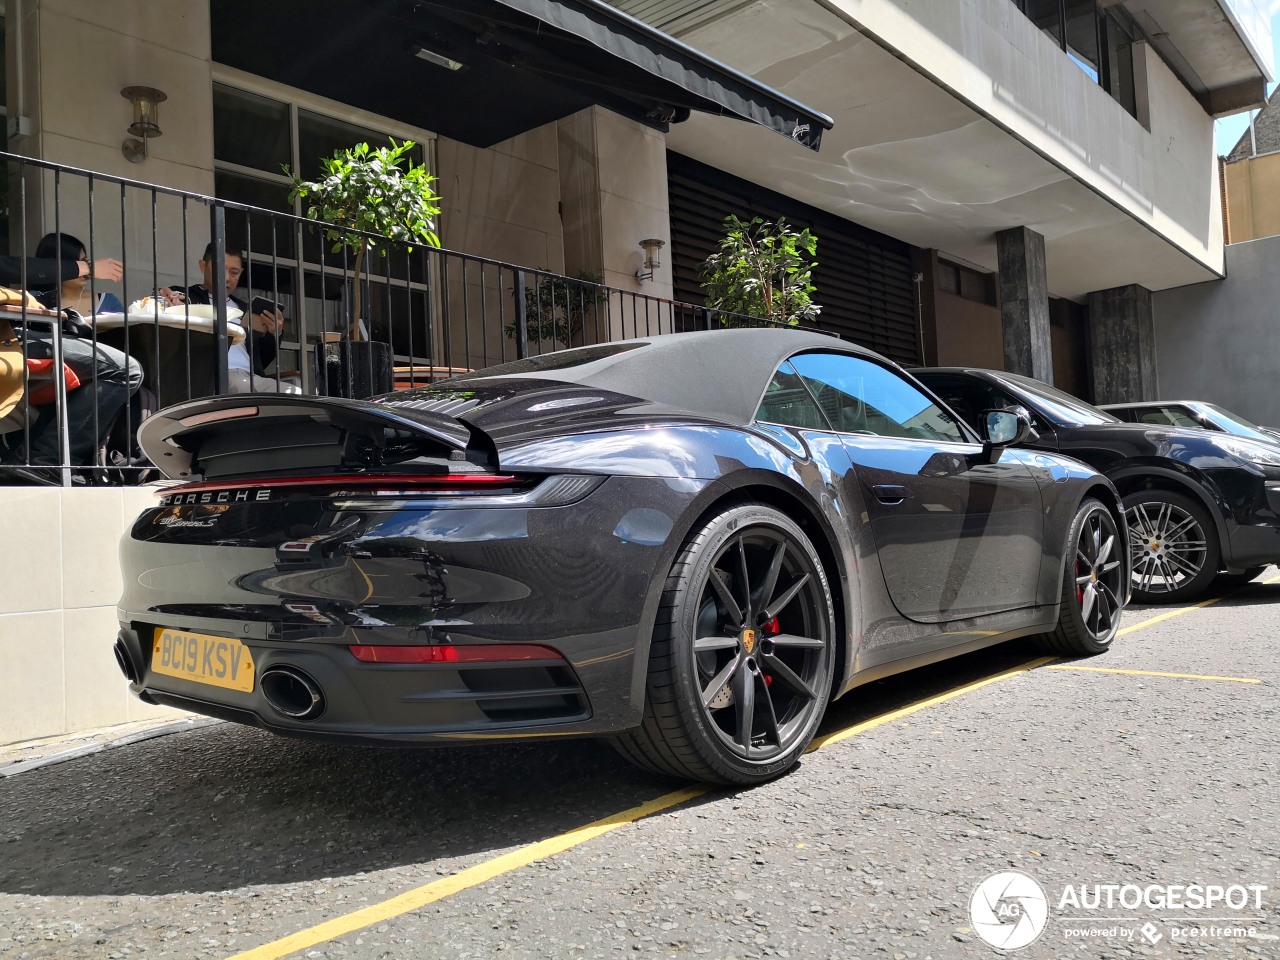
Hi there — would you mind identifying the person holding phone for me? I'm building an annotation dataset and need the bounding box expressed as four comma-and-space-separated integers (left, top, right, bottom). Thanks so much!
164, 244, 299, 394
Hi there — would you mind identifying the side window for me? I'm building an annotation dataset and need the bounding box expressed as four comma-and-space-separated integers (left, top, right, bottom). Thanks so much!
1135, 407, 1177, 426
789, 353, 966, 443
756, 362, 830, 430
924, 377, 1038, 434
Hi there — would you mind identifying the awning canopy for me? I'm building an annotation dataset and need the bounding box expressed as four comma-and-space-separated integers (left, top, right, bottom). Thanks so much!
211, 0, 832, 151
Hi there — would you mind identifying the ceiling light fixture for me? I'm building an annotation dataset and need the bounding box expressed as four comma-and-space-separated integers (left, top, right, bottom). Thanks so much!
411, 43, 464, 71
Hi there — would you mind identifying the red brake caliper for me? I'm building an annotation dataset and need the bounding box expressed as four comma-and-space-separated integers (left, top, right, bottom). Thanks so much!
762, 616, 781, 686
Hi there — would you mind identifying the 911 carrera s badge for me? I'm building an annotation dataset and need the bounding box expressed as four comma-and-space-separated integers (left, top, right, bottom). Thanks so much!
741, 628, 756, 654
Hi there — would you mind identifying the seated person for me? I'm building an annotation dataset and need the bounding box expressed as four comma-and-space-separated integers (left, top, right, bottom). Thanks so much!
165, 244, 299, 394
1, 234, 142, 470
32, 232, 110, 315
0, 249, 122, 293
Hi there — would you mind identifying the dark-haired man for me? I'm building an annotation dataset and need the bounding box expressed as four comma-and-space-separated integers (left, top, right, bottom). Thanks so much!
167, 244, 298, 394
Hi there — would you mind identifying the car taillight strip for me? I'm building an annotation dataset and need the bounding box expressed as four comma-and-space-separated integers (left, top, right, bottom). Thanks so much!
348, 643, 565, 664
166, 474, 522, 495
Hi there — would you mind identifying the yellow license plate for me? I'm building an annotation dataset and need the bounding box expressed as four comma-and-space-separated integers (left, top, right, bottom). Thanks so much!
151, 628, 256, 693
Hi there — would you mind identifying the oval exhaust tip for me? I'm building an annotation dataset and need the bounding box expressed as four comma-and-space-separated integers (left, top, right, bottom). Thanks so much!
114, 637, 138, 684
260, 666, 326, 721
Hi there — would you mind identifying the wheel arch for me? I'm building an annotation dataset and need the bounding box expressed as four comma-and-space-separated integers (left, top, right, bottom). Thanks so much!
660, 475, 855, 700
1105, 464, 1229, 558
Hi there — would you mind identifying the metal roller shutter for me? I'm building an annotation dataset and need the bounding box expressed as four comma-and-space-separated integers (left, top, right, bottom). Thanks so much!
668, 152, 920, 364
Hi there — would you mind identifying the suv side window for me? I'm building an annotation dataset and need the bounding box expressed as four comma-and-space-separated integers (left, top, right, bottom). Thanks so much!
788, 353, 966, 442
1135, 405, 1200, 429
919, 375, 1040, 435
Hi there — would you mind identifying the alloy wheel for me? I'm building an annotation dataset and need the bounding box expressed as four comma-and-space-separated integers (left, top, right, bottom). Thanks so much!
1074, 505, 1124, 641
1126, 500, 1209, 597
690, 528, 831, 761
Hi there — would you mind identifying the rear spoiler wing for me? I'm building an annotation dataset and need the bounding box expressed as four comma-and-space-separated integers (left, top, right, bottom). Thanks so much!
137, 394, 483, 481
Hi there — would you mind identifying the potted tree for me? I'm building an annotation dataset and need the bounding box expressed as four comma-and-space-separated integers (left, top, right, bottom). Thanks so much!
288, 138, 442, 396
699, 214, 820, 327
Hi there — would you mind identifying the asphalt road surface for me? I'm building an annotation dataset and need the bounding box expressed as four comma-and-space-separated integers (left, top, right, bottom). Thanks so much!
2, 577, 1278, 960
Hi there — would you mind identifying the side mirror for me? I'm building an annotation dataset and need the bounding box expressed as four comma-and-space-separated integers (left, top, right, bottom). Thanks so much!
980, 407, 1034, 461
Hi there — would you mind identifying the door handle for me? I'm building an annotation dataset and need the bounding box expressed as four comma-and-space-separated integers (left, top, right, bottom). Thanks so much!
871, 484, 913, 504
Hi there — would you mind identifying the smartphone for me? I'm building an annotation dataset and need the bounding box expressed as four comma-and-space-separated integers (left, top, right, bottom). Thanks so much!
250, 296, 283, 315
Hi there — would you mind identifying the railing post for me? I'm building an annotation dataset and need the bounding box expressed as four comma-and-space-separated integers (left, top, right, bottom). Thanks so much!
701, 306, 714, 331
513, 268, 529, 360
210, 205, 230, 395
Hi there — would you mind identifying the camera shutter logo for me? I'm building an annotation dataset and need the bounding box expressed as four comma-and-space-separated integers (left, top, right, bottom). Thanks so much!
970, 871, 1049, 950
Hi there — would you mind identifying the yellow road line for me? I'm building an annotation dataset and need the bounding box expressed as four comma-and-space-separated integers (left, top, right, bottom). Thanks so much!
1045, 665, 1261, 684
223, 786, 710, 960
807, 656, 1055, 752
1114, 572, 1280, 637
225, 657, 1053, 960
1117, 596, 1225, 636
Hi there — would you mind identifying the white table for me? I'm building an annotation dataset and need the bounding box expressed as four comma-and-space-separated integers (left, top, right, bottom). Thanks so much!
93, 309, 247, 344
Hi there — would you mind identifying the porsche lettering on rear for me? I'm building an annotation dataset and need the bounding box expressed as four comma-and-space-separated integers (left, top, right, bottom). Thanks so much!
159, 489, 273, 506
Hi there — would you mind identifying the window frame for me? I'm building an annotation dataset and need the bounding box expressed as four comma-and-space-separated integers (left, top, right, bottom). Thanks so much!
1011, 0, 1143, 118
209, 65, 441, 379
756, 351, 981, 447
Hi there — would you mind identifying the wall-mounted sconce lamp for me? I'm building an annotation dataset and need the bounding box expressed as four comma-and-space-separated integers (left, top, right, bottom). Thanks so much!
635, 238, 665, 282
121, 86, 167, 163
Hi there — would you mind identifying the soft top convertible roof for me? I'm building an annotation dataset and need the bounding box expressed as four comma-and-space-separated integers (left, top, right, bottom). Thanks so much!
437, 328, 881, 426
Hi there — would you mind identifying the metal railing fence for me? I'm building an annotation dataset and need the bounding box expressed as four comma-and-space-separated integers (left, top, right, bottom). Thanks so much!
0, 151, 801, 486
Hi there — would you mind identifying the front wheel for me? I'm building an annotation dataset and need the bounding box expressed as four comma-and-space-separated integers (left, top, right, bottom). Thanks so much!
1042, 498, 1125, 656
614, 504, 836, 785
1123, 490, 1219, 603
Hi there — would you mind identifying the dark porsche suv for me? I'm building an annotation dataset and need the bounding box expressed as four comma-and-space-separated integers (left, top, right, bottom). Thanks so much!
915, 368, 1280, 603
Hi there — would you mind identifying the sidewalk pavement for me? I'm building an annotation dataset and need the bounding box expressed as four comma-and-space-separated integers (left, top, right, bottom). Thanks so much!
0, 713, 220, 778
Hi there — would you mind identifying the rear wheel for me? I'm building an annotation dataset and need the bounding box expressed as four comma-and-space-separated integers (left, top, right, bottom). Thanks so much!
1123, 490, 1219, 604
615, 504, 836, 785
1041, 498, 1124, 656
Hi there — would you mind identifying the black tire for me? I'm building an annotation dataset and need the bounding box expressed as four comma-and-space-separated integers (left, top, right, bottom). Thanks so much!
1123, 489, 1219, 604
615, 503, 836, 785
1213, 566, 1266, 588
1041, 498, 1124, 656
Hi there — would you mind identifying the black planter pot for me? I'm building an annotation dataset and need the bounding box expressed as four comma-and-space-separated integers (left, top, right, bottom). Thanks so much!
313, 340, 393, 399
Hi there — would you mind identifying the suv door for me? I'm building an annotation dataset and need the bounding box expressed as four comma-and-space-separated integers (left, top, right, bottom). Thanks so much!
787, 353, 1045, 623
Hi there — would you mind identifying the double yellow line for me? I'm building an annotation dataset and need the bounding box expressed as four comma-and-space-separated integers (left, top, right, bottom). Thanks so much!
226, 588, 1266, 960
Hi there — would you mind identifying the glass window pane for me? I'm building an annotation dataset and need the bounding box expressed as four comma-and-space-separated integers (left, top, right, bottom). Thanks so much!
214, 170, 298, 260
1064, 0, 1101, 81
1022, 0, 1063, 48
756, 362, 830, 430
213, 84, 291, 172
790, 353, 966, 442
298, 111, 425, 177
1104, 12, 1137, 115
914, 375, 1033, 433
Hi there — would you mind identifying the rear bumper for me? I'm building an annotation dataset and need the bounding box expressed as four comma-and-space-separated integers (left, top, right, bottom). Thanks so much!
117, 623, 598, 741
117, 475, 711, 741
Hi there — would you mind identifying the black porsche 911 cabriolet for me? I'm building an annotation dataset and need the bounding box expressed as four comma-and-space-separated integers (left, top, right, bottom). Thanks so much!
115, 329, 1127, 785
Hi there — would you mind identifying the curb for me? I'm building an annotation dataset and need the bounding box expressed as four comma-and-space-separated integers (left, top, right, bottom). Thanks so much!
0, 717, 223, 779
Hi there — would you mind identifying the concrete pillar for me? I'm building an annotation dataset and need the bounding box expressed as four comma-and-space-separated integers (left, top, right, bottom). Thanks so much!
1087, 283, 1158, 403
996, 226, 1053, 382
